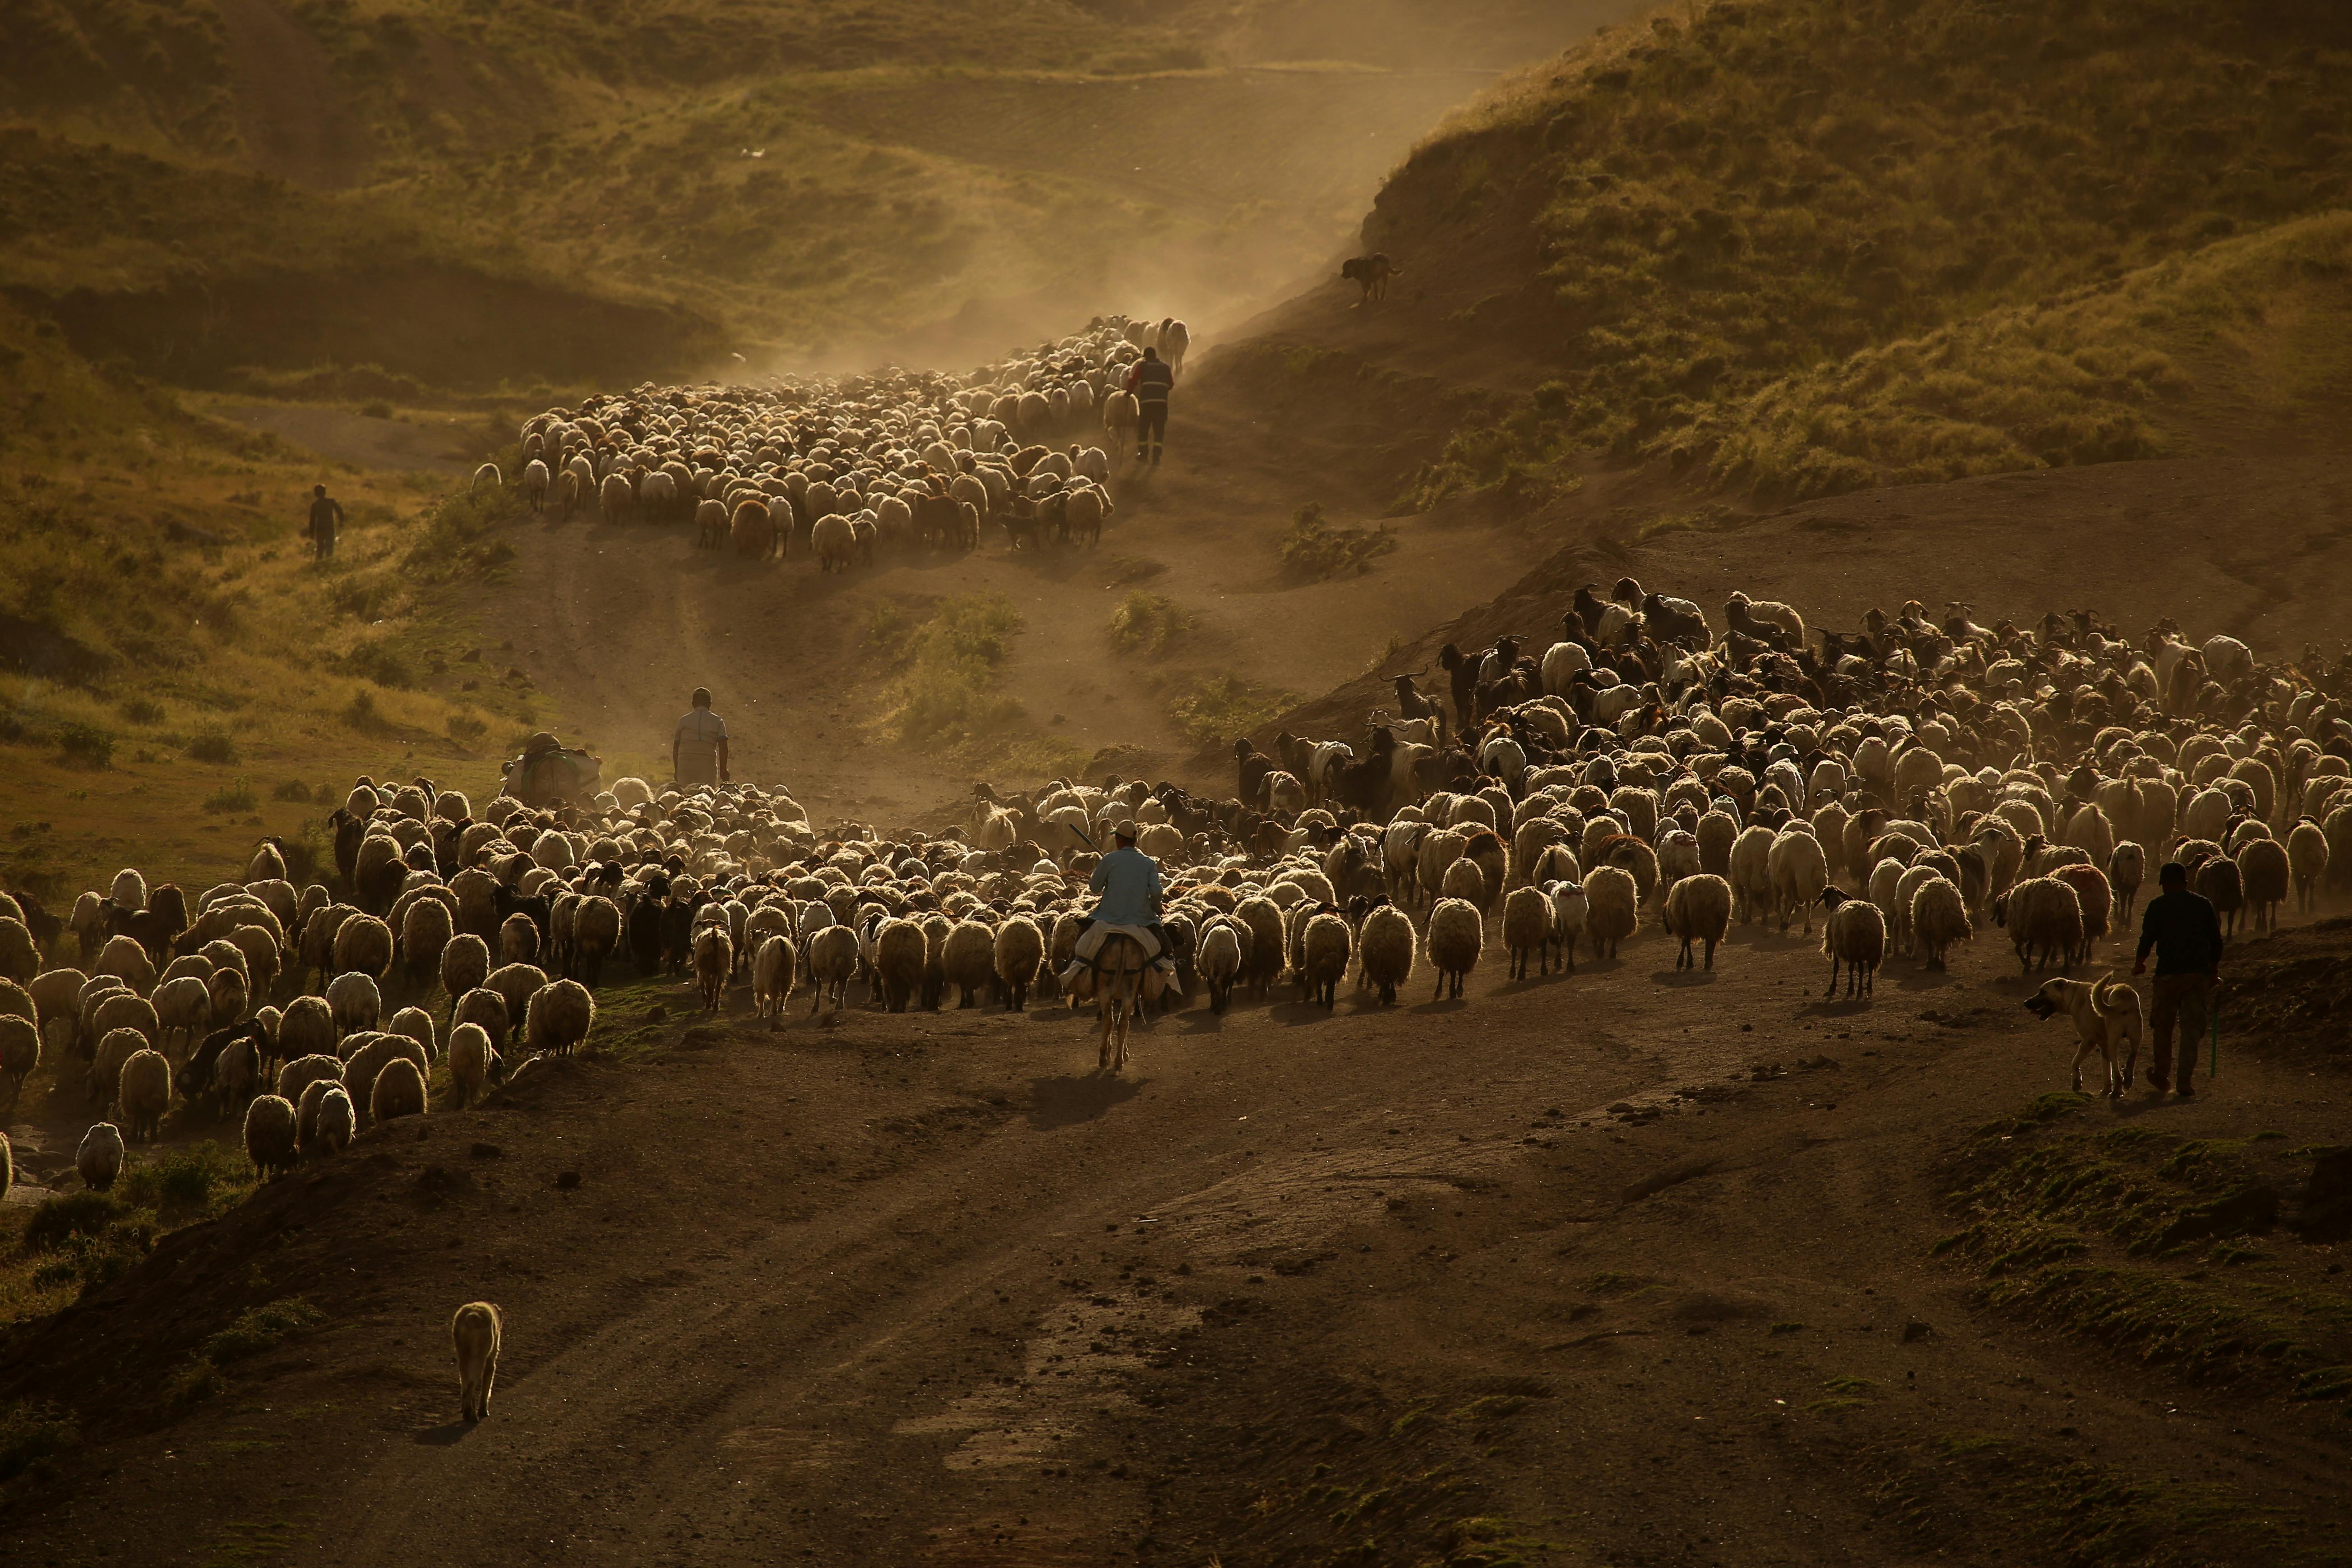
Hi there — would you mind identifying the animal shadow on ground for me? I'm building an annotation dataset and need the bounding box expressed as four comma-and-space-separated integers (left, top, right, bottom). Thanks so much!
1269, 1000, 1342, 1026
414, 1422, 470, 1447
1408, 997, 1470, 1015
1895, 964, 1960, 992
1648, 968, 1717, 987
1026, 1073, 1143, 1129
1794, 997, 1877, 1019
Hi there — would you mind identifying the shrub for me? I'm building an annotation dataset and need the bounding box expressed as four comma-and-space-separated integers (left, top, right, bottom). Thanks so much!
0, 1401, 77, 1482
117, 696, 165, 725
1108, 591, 1188, 654
23, 1191, 116, 1252
54, 723, 112, 769
117, 1141, 250, 1218
189, 725, 238, 764
170, 1297, 325, 1406
202, 779, 258, 814
272, 779, 312, 802
345, 689, 381, 729
1278, 503, 1398, 580
1169, 673, 1292, 747
883, 595, 1029, 747
446, 711, 487, 746
359, 400, 393, 419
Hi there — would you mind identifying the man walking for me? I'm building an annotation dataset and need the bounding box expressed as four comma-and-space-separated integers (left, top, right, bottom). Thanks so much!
2133, 860, 2224, 1098
308, 484, 344, 562
1124, 346, 1175, 468
673, 687, 730, 789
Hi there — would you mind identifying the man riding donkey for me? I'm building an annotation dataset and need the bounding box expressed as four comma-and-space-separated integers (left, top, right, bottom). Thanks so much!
1058, 821, 1179, 994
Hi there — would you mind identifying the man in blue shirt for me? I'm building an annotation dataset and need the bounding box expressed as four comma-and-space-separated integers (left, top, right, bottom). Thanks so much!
1059, 823, 1174, 983
1124, 348, 1175, 467
2132, 860, 2224, 1098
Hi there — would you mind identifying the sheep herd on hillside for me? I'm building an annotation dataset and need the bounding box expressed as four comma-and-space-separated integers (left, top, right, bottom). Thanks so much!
468, 314, 1191, 563
0, 578, 2346, 1209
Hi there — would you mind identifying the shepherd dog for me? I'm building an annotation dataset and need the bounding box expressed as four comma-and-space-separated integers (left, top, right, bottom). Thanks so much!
2024, 973, 2144, 1097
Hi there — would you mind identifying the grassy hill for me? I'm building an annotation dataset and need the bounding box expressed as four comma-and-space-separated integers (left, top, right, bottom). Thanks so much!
1225, 0, 2352, 509
0, 0, 1615, 388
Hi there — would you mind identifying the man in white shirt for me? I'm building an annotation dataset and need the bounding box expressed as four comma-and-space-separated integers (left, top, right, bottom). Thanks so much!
673, 688, 730, 787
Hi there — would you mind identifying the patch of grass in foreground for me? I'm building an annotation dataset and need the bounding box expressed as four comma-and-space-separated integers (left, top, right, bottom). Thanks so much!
170, 1298, 327, 1406
1933, 1095, 2352, 1403
1108, 590, 1189, 654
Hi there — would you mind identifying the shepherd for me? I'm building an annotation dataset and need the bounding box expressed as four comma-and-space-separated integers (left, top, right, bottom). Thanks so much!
673, 688, 730, 789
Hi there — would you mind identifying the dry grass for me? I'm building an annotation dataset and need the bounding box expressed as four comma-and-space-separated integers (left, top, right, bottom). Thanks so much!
1395, 0, 2352, 505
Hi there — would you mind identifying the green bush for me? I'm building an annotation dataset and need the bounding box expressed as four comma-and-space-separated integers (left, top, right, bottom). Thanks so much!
884, 595, 1029, 747
117, 696, 165, 725
201, 778, 258, 813
23, 1191, 117, 1252
272, 779, 312, 802
358, 400, 393, 419
188, 724, 238, 764
0, 1401, 77, 1482
345, 689, 381, 729
446, 711, 488, 746
1108, 591, 1188, 654
1278, 503, 1398, 580
170, 1297, 325, 1406
54, 722, 112, 769
1169, 673, 1292, 747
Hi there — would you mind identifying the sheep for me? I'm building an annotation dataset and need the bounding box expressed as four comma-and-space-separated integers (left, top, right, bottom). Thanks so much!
402, 896, 455, 992
808, 924, 861, 1014
692, 925, 733, 1012
276, 1051, 344, 1105
244, 1093, 300, 1180
1663, 874, 1732, 971
1817, 888, 1886, 999
1544, 880, 1587, 972
333, 913, 394, 980
500, 911, 542, 968
1583, 864, 1639, 960
1767, 828, 1828, 933
1299, 911, 1352, 1008
571, 895, 621, 987
78, 1121, 125, 1192
813, 513, 857, 572
277, 993, 336, 1064
453, 1301, 503, 1422
118, 1047, 171, 1143
313, 1085, 355, 1158
484, 964, 548, 1041
448, 1022, 497, 1109
1727, 825, 1775, 923
2107, 842, 2146, 924
940, 920, 995, 1009
327, 971, 381, 1037
2236, 836, 2290, 933
2287, 818, 2329, 912
440, 933, 492, 1017
526, 979, 596, 1056
1909, 876, 1972, 969
1994, 876, 2084, 975
152, 973, 213, 1060
993, 916, 1045, 1011
1502, 885, 1554, 979
371, 1056, 428, 1125
1441, 854, 1488, 908
1198, 920, 1245, 1012
89, 1026, 147, 1112
472, 461, 503, 493
753, 935, 799, 1021
1423, 898, 1482, 1000
0, 1015, 37, 1108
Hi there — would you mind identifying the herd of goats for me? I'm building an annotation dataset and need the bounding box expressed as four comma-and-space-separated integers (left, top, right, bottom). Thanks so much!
5, 569, 2347, 1201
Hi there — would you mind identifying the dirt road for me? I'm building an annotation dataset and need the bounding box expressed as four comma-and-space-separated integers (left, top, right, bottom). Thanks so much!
5, 909, 2345, 1565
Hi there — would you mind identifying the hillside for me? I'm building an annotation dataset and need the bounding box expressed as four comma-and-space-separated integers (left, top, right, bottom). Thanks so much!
0, 0, 1636, 388
1204, 0, 2352, 512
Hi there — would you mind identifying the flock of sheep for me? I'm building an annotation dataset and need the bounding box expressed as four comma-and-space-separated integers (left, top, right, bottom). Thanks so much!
471, 314, 1192, 563
2, 581, 2335, 1222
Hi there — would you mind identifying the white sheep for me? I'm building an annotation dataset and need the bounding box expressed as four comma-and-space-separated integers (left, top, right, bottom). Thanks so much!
1502, 885, 1553, 979
526, 979, 596, 1056
1909, 875, 1971, 969
1663, 874, 1731, 971
118, 1048, 171, 1143
1767, 828, 1828, 934
1583, 865, 1639, 960
1818, 888, 1886, 998
992, 916, 1045, 1011
1299, 912, 1353, 1008
1423, 898, 1482, 1000
808, 924, 861, 1014
452, 1301, 503, 1423
244, 1093, 299, 1180
78, 1121, 125, 1191
449, 1022, 496, 1109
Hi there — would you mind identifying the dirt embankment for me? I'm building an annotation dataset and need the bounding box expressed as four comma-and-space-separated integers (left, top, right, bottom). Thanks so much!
2, 896, 2346, 1564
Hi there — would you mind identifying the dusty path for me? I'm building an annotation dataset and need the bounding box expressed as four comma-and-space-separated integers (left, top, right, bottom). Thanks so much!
463, 394, 1560, 818
5, 904, 2345, 1565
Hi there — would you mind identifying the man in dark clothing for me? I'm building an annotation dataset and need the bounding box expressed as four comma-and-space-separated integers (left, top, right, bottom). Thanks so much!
308, 484, 344, 562
2133, 861, 2224, 1097
1125, 347, 1175, 467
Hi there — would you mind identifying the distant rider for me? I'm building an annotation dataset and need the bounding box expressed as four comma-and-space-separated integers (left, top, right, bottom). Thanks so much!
1125, 347, 1175, 468
673, 687, 730, 789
